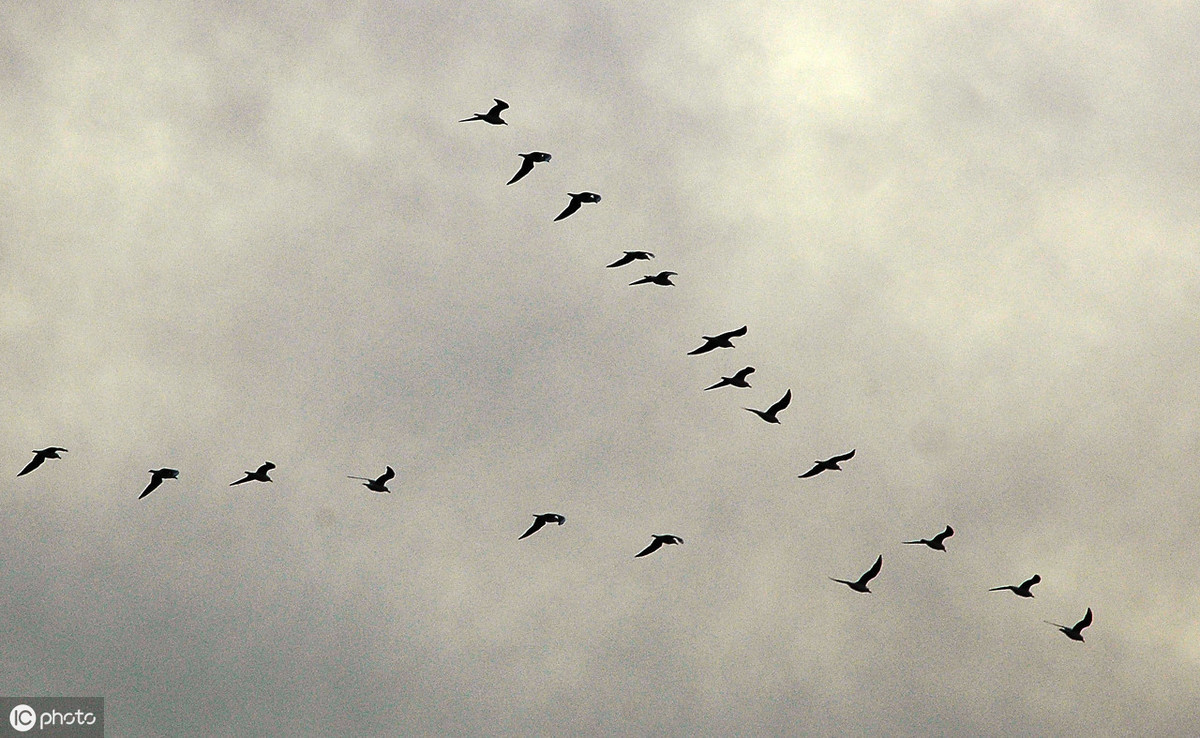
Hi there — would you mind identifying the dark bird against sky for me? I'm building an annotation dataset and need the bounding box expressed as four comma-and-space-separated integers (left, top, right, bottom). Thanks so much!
518, 513, 566, 540
635, 534, 684, 558
687, 325, 748, 355
830, 554, 882, 593
459, 98, 509, 125
989, 574, 1042, 598
230, 462, 275, 486
902, 525, 954, 551
745, 389, 791, 424
17, 447, 67, 477
138, 468, 179, 500
629, 271, 676, 286
554, 192, 602, 221
704, 366, 755, 391
1046, 607, 1093, 642
798, 449, 856, 478
348, 466, 395, 493
507, 151, 551, 185
605, 251, 654, 268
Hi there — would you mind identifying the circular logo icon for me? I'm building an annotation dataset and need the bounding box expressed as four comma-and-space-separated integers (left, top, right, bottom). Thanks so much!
9, 704, 36, 732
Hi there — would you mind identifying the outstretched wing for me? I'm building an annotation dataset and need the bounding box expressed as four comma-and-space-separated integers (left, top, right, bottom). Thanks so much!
828, 449, 856, 464
858, 555, 883, 585
230, 474, 251, 486
1021, 574, 1042, 589
518, 517, 546, 540
378, 466, 396, 484
489, 99, 509, 114
1075, 607, 1093, 632
767, 389, 792, 416
933, 525, 954, 545
17, 454, 45, 477
733, 367, 755, 382
629, 276, 652, 285
138, 475, 163, 500
606, 253, 636, 268
507, 157, 535, 185
718, 325, 748, 340
635, 538, 664, 558
554, 198, 581, 221
798, 461, 825, 478
703, 377, 730, 391
688, 339, 718, 356
257, 462, 276, 474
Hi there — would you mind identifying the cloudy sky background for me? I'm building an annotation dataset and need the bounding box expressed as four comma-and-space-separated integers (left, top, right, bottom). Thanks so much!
2, 1, 1199, 735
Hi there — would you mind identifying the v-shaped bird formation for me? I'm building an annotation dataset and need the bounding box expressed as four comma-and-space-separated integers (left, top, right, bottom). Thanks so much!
9, 95, 1096, 649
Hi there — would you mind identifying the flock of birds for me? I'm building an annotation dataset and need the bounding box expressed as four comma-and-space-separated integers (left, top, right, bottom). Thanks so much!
12, 97, 1093, 645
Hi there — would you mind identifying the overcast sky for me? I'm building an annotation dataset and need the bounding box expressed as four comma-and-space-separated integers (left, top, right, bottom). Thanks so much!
3, 2, 1199, 735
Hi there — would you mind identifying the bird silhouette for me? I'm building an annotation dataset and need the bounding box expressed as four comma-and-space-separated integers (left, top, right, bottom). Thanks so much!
902, 525, 954, 551
459, 98, 509, 125
138, 468, 179, 499
230, 462, 275, 486
635, 534, 684, 558
989, 574, 1041, 598
606, 251, 655, 268
507, 152, 551, 185
1045, 608, 1093, 642
745, 389, 791, 424
348, 466, 395, 493
688, 325, 748, 355
518, 513, 566, 540
629, 271, 676, 286
17, 447, 67, 477
830, 555, 882, 593
554, 192, 601, 221
704, 366, 755, 391
798, 450, 856, 478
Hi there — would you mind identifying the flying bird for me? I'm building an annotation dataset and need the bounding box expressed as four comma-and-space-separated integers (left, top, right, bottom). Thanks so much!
830, 554, 882, 593
989, 574, 1041, 598
507, 151, 551, 185
138, 468, 179, 499
230, 462, 275, 486
17, 447, 67, 477
1045, 607, 1093, 642
459, 98, 509, 125
635, 534, 684, 558
902, 525, 954, 551
518, 513, 566, 540
798, 450, 856, 478
745, 389, 791, 424
554, 192, 601, 221
704, 366, 755, 391
629, 271, 676, 286
348, 466, 395, 493
687, 325, 748, 355
606, 251, 655, 268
